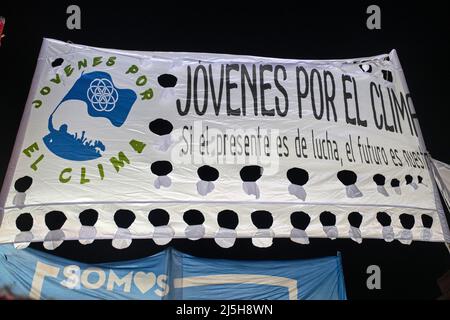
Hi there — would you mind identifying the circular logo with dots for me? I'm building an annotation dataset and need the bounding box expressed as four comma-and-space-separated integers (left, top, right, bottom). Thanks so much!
87, 78, 119, 112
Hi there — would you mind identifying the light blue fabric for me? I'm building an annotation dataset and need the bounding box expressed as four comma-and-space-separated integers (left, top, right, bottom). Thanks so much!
0, 244, 346, 300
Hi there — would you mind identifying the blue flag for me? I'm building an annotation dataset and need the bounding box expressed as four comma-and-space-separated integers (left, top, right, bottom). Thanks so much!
0, 245, 347, 300
61, 71, 137, 127
42, 71, 137, 161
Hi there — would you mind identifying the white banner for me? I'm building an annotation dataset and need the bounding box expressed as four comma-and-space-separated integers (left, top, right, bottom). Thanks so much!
0, 38, 448, 249
431, 159, 450, 214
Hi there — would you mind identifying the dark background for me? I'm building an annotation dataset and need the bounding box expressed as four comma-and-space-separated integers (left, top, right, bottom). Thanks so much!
0, 1, 449, 300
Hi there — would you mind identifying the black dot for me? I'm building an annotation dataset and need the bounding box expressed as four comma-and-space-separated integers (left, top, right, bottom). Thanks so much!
405, 175, 413, 185
51, 58, 64, 67
421, 214, 433, 228
251, 210, 273, 229
382, 70, 393, 82
197, 165, 219, 181
239, 165, 263, 182
390, 179, 400, 188
14, 176, 33, 192
290, 211, 311, 230
373, 174, 385, 186
286, 168, 309, 186
148, 209, 170, 226
217, 210, 239, 229
399, 213, 415, 230
348, 212, 363, 228
320, 211, 336, 226
151, 161, 173, 176
16, 213, 33, 231
158, 74, 178, 88
377, 212, 391, 226
337, 170, 357, 186
418, 175, 423, 184
149, 118, 173, 136
359, 64, 372, 73
45, 211, 67, 230
183, 209, 205, 225
114, 209, 135, 228
79, 209, 98, 226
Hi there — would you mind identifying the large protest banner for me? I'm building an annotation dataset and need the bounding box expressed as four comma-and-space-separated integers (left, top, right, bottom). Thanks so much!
0, 38, 448, 249
0, 245, 346, 300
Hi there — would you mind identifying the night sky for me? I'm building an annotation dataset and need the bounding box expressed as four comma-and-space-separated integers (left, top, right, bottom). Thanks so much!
0, 1, 449, 299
